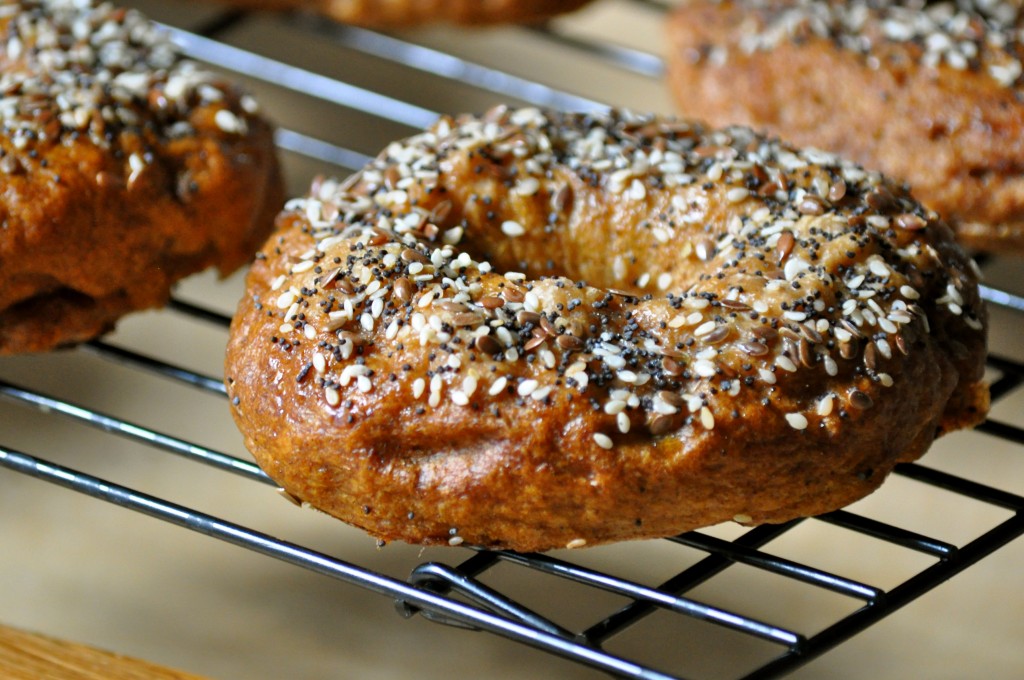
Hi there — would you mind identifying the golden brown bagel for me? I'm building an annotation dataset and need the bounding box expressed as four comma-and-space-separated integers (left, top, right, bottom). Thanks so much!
0, 0, 283, 354
225, 107, 988, 552
210, 0, 594, 27
666, 0, 1024, 253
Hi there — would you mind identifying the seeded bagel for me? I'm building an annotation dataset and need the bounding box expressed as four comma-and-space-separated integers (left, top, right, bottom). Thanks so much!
0, 0, 283, 354
225, 107, 988, 552
209, 0, 594, 27
666, 0, 1024, 253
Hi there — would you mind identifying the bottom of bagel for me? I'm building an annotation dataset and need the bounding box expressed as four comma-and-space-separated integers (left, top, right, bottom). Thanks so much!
233, 366, 988, 553
0, 287, 153, 355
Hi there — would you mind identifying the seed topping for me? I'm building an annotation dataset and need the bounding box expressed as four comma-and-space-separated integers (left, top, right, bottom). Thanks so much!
255, 107, 984, 454
729, 0, 1024, 89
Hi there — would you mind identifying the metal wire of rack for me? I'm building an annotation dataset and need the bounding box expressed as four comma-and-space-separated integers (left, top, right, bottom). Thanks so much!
1, 1, 1023, 678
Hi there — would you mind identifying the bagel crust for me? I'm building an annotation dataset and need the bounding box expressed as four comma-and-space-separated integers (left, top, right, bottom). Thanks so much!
226, 107, 988, 552
0, 0, 283, 354
666, 0, 1024, 254
209, 0, 594, 27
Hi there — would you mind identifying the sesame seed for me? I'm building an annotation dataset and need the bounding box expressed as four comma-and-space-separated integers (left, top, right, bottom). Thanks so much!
775, 356, 798, 373
784, 257, 810, 281
889, 308, 914, 324
517, 379, 540, 397
442, 227, 464, 245
694, 320, 717, 337
127, 153, 145, 186
613, 256, 628, 281
215, 109, 246, 134
514, 177, 540, 196
488, 376, 509, 396
693, 359, 718, 377
628, 178, 647, 200
501, 220, 526, 237
277, 291, 298, 309
868, 258, 890, 279
617, 370, 640, 384
785, 413, 809, 430
699, 406, 715, 430
531, 385, 554, 401
726, 187, 750, 203
604, 399, 628, 415
593, 433, 614, 450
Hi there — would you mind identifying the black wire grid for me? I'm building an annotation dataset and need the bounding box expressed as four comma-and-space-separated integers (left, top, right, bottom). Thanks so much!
2, 2, 1024, 678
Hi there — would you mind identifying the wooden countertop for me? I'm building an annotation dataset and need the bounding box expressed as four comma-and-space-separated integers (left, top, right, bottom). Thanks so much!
0, 624, 208, 680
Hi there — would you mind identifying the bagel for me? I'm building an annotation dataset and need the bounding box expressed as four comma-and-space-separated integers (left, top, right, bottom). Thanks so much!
0, 0, 283, 354
225, 107, 989, 552
666, 0, 1024, 254
208, 0, 595, 27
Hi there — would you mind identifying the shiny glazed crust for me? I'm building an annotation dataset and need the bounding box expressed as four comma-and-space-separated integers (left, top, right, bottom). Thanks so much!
212, 0, 594, 26
665, 0, 1024, 254
0, 0, 283, 354
226, 107, 988, 552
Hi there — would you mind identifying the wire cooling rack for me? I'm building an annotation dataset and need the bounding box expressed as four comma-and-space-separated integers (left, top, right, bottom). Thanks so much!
2, 1, 1023, 678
